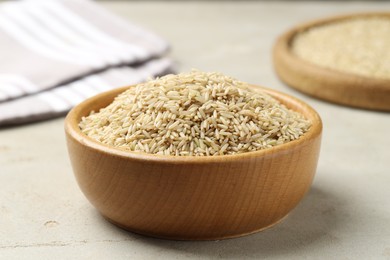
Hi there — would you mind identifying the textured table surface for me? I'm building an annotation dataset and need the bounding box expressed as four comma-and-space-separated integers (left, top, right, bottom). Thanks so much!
1, 1, 390, 259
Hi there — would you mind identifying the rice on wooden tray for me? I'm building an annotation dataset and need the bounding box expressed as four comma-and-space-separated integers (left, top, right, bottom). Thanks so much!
79, 70, 311, 156
292, 17, 390, 80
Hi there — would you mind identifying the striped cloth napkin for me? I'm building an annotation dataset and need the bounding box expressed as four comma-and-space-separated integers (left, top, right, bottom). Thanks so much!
0, 0, 174, 126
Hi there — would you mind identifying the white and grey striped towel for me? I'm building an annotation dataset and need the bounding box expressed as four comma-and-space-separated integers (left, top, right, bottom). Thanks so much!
0, 0, 174, 126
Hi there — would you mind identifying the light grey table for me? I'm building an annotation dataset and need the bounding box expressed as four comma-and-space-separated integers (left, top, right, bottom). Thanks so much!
1, 1, 390, 259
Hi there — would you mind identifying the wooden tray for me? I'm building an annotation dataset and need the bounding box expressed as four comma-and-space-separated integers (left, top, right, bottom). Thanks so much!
273, 12, 390, 111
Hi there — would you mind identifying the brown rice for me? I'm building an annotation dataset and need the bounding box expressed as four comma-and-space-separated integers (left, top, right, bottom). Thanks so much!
79, 70, 311, 156
292, 17, 390, 80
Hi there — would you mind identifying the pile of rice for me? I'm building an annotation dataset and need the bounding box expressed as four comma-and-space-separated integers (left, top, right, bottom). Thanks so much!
79, 70, 311, 156
292, 17, 390, 80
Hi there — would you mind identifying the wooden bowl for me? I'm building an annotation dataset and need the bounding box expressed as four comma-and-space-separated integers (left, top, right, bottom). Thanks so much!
65, 85, 322, 240
273, 12, 390, 111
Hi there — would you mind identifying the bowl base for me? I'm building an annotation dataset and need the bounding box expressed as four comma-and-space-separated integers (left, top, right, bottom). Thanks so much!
102, 214, 289, 241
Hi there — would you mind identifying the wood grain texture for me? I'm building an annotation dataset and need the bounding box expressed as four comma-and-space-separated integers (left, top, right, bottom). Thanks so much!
65, 85, 322, 240
273, 12, 390, 111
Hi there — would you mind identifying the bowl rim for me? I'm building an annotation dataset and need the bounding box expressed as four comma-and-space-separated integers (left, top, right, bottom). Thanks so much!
65, 84, 322, 164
